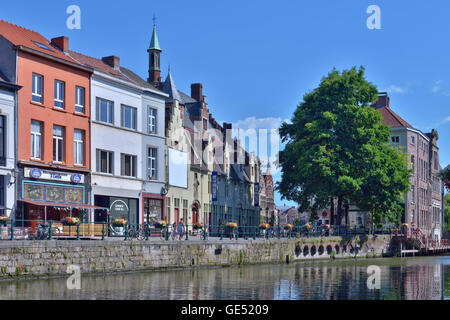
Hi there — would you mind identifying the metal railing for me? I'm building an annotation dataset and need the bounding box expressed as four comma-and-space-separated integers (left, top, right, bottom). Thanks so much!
0, 220, 398, 242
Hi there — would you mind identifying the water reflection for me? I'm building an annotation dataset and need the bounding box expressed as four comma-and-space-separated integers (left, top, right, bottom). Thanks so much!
0, 256, 449, 300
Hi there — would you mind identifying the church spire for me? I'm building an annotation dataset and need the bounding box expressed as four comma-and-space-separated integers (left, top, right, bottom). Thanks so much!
147, 16, 162, 86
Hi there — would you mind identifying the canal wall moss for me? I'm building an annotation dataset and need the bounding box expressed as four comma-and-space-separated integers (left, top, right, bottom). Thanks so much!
0, 235, 394, 279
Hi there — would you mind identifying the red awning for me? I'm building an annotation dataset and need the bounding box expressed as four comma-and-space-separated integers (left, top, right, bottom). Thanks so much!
19, 200, 108, 210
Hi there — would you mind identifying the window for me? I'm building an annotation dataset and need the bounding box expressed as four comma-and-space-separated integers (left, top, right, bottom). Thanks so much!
411, 185, 415, 204
96, 98, 114, 124
0, 116, 5, 166
433, 151, 438, 170
75, 87, 85, 113
166, 198, 171, 223
53, 126, 64, 162
31, 120, 42, 159
411, 155, 415, 176
121, 154, 137, 177
121, 105, 137, 130
391, 136, 400, 144
54, 80, 65, 109
148, 107, 157, 134
410, 136, 415, 145
32, 41, 53, 51
32, 74, 43, 103
148, 147, 157, 180
74, 129, 84, 165
96, 150, 114, 174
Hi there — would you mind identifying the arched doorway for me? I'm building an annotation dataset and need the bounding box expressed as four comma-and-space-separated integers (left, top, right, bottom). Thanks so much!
192, 202, 199, 225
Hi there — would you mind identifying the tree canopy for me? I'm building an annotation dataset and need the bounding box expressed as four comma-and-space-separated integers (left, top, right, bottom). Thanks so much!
278, 66, 411, 225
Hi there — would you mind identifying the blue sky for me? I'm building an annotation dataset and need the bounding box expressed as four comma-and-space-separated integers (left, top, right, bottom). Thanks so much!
2, 0, 449, 207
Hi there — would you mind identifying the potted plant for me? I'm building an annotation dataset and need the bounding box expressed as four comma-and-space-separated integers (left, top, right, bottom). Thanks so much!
284, 224, 293, 231
0, 216, 8, 227
62, 217, 80, 226
154, 220, 167, 229
226, 222, 238, 230
259, 223, 270, 230
193, 222, 204, 230
112, 218, 128, 228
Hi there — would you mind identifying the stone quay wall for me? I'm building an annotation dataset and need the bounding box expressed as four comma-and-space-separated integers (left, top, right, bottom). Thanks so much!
0, 235, 394, 280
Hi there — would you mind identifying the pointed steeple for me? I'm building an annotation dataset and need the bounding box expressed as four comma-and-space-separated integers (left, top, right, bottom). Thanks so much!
149, 25, 161, 51
147, 18, 162, 86
162, 68, 181, 102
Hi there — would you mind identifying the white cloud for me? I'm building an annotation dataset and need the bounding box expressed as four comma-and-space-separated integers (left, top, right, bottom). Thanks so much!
437, 116, 450, 127
387, 85, 407, 94
432, 80, 443, 93
232, 116, 289, 131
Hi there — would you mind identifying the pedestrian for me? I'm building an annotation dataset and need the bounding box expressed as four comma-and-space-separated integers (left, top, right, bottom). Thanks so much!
178, 219, 185, 240
171, 222, 177, 240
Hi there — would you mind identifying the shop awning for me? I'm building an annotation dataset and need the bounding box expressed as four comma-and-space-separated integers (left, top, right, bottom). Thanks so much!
19, 200, 109, 210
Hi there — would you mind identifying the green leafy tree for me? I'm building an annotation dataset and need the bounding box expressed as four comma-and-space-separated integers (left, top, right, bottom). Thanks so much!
278, 66, 410, 225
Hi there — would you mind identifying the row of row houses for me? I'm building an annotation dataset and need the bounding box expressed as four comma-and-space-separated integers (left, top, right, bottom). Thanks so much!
0, 20, 275, 229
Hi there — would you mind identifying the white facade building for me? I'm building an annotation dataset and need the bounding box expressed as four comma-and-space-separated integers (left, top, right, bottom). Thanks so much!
68, 52, 167, 226
0, 80, 18, 218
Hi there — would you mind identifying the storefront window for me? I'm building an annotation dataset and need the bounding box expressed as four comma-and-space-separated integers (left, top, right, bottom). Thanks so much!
144, 198, 163, 225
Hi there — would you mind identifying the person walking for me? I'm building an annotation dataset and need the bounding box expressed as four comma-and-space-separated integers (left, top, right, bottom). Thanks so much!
171, 222, 177, 240
178, 219, 185, 240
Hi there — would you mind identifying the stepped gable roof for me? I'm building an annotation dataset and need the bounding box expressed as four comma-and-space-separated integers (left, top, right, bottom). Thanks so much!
0, 20, 79, 64
68, 50, 131, 82
376, 106, 414, 128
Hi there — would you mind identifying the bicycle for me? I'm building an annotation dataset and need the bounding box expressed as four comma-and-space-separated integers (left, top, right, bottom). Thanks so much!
127, 224, 146, 240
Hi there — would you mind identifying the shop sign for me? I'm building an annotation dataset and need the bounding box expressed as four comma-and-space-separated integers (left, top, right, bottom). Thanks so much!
25, 167, 85, 184
254, 183, 260, 207
211, 172, 218, 202
110, 200, 129, 217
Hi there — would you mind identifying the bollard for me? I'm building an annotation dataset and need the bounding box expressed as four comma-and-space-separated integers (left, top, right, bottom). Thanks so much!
145, 224, 149, 241
220, 227, 223, 241
10, 219, 14, 241
125, 227, 128, 241
203, 229, 207, 241
102, 223, 105, 241
165, 226, 169, 241
77, 224, 80, 240
49, 221, 53, 240
253, 228, 256, 240
185, 226, 189, 241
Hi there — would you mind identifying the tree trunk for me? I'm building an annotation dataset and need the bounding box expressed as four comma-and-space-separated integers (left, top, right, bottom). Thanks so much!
337, 196, 343, 226
345, 203, 349, 226
330, 198, 335, 225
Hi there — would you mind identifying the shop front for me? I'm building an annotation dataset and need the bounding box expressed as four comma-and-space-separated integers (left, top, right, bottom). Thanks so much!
142, 193, 165, 226
17, 167, 90, 224
94, 195, 139, 226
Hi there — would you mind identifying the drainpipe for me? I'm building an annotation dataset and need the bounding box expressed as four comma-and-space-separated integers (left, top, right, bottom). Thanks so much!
13, 51, 18, 221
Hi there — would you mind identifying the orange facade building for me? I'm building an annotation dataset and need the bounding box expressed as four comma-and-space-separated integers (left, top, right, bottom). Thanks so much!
0, 20, 95, 225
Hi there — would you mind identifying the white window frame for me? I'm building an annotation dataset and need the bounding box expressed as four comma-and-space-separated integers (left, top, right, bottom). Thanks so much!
74, 129, 84, 166
32, 74, 43, 103
31, 120, 42, 160
121, 153, 137, 177
148, 147, 157, 180
53, 126, 64, 163
121, 105, 137, 130
148, 107, 157, 134
75, 86, 85, 114
54, 80, 65, 109
391, 136, 400, 144
96, 98, 114, 124
97, 149, 114, 174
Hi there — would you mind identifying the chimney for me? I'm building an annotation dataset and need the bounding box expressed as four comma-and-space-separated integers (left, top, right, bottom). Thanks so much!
371, 92, 390, 109
51, 36, 69, 52
102, 56, 120, 70
191, 83, 203, 102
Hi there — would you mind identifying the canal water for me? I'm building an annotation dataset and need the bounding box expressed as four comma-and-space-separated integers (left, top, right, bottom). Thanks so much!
0, 256, 449, 300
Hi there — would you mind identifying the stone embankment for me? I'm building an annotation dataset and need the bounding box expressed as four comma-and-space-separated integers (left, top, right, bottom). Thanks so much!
0, 235, 394, 280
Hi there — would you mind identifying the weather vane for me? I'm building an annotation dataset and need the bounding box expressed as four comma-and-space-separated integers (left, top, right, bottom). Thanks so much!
153, 14, 157, 27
